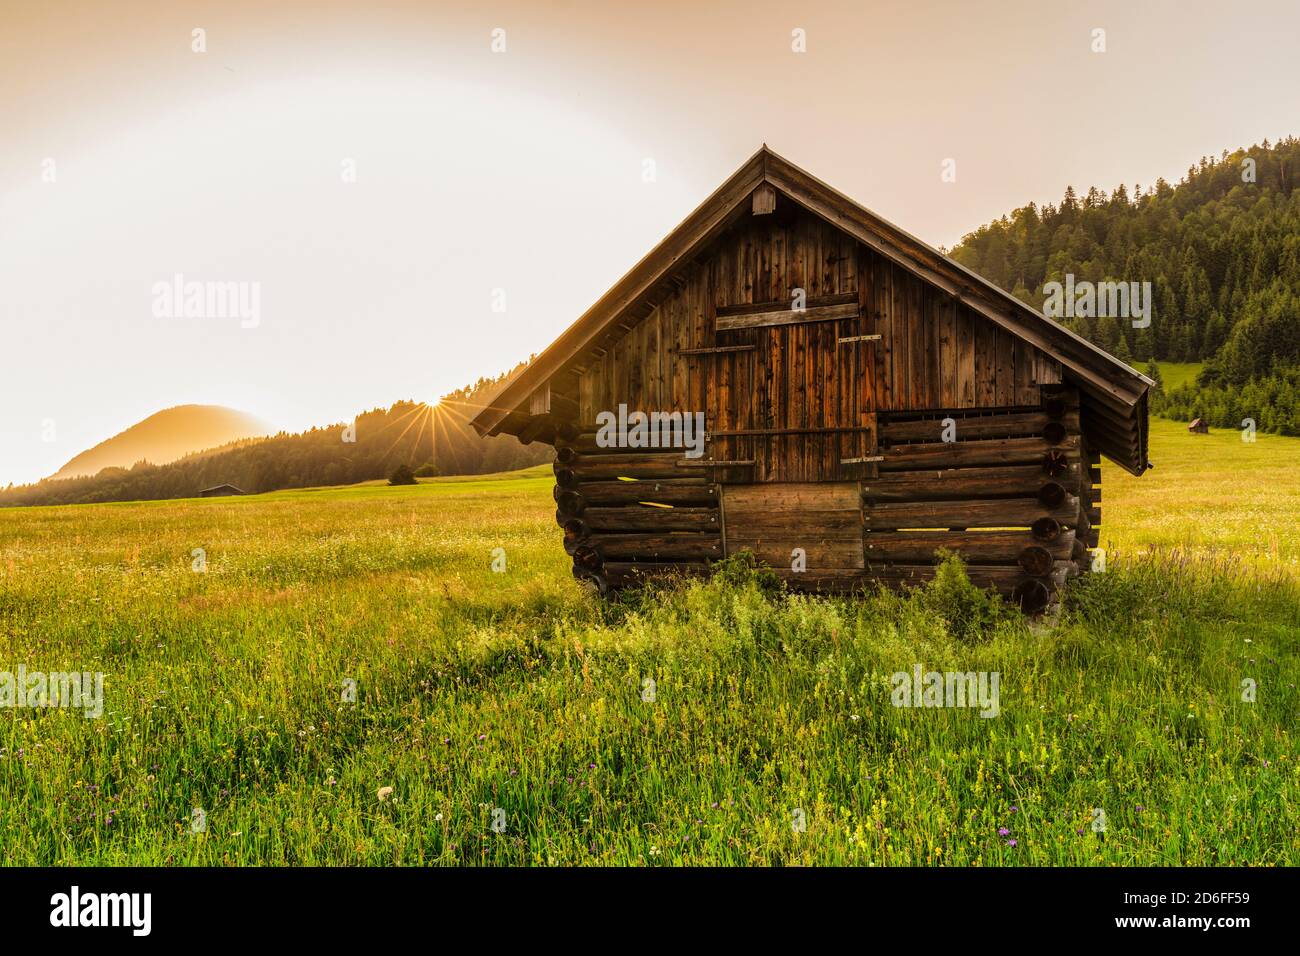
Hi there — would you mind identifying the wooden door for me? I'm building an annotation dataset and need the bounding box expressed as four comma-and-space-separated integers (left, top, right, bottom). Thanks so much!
740, 245, 877, 482
703, 239, 878, 483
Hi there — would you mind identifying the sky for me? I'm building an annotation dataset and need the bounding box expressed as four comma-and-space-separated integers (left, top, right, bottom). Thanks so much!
3, 0, 1298, 485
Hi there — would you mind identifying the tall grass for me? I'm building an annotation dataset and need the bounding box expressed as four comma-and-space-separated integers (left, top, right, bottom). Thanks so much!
0, 432, 1296, 865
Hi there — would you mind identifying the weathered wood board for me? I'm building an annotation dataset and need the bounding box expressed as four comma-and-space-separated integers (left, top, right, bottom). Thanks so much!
721, 482, 864, 569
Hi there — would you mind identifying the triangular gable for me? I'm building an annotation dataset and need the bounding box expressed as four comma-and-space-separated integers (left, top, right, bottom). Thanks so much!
471, 146, 1152, 474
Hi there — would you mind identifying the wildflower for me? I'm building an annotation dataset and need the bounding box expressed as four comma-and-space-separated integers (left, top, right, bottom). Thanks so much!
435, 812, 443, 821
377, 786, 394, 802
1006, 839, 1017, 847
1010, 806, 1018, 813
997, 827, 1010, 837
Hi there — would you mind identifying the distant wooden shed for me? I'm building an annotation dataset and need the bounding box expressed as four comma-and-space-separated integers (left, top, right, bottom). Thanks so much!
199, 483, 245, 498
470, 146, 1153, 611
1188, 418, 1209, 434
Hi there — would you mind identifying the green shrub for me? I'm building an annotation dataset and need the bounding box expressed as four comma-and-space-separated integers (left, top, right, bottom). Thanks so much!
919, 550, 1010, 641
708, 550, 782, 595
387, 463, 417, 486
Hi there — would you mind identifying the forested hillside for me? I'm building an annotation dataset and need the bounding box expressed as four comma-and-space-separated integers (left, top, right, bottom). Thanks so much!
950, 136, 1300, 433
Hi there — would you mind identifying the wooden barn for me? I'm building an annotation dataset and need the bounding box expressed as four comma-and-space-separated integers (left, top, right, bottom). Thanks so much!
198, 483, 246, 498
470, 147, 1153, 611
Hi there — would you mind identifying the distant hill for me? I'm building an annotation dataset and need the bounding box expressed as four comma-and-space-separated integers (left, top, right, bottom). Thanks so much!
1, 364, 552, 508
50, 405, 273, 480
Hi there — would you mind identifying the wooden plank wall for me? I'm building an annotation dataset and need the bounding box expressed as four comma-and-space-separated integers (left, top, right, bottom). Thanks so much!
573, 207, 1062, 486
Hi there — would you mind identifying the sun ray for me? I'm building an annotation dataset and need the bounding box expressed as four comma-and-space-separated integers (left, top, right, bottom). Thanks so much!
380, 402, 434, 462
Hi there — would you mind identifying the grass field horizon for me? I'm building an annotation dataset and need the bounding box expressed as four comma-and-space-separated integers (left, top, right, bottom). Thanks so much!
1, 419, 1296, 865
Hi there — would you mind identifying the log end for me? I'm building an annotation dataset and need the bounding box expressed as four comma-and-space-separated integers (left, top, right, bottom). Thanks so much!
1012, 578, 1051, 614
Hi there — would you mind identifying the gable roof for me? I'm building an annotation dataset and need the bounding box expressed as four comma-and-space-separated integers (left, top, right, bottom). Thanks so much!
470, 146, 1153, 475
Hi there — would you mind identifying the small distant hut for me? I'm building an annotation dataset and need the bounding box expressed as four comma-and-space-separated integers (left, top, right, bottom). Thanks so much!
199, 483, 245, 498
471, 147, 1154, 612
1188, 418, 1209, 434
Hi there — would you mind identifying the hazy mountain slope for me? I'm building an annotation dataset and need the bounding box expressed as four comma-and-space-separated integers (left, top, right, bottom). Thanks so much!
2, 366, 551, 507
51, 405, 273, 480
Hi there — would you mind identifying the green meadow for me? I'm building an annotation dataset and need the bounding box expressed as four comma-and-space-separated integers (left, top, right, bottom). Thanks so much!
1151, 361, 1205, 394
0, 419, 1296, 865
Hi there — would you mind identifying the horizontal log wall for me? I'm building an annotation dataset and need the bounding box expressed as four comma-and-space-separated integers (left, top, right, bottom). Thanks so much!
554, 388, 1093, 610
552, 435, 723, 594
859, 386, 1090, 611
